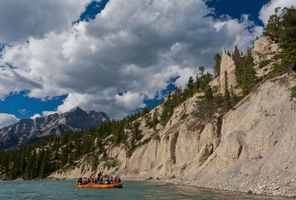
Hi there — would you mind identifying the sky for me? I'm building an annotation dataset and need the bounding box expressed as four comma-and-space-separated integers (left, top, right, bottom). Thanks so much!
0, 0, 295, 128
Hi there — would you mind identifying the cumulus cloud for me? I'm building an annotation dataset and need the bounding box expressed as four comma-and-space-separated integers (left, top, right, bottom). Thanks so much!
259, 0, 296, 25
0, 113, 19, 128
0, 0, 90, 43
0, 0, 263, 118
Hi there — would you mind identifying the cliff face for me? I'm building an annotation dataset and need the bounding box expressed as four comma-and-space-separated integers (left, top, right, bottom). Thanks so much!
193, 73, 296, 196
219, 48, 239, 94
49, 37, 296, 197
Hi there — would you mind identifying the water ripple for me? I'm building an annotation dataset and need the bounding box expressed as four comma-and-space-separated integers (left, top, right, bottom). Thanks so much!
0, 180, 290, 200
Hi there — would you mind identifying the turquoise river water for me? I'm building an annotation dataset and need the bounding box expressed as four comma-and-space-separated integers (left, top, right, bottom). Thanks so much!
0, 180, 290, 200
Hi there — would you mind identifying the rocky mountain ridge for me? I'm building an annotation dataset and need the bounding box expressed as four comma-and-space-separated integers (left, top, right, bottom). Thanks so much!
0, 107, 109, 150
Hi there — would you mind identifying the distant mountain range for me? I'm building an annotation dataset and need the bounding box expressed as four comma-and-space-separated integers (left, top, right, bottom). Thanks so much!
0, 107, 109, 150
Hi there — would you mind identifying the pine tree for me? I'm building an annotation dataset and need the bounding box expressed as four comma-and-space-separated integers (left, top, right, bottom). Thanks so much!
213, 53, 222, 77
199, 66, 205, 76
131, 121, 142, 141
235, 49, 256, 96
184, 76, 195, 97
25, 150, 36, 179
241, 50, 256, 95
264, 7, 282, 42
279, 8, 296, 69
223, 72, 232, 112
39, 150, 49, 178
198, 73, 212, 91
264, 7, 296, 73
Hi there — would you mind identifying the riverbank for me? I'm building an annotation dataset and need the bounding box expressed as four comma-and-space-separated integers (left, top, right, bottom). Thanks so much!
46, 175, 294, 199
1, 179, 289, 200
135, 177, 296, 199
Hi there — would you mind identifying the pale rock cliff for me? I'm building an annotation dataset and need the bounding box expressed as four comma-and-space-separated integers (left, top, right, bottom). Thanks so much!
252, 36, 279, 77
193, 73, 296, 197
49, 37, 296, 197
50, 93, 221, 179
216, 46, 241, 94
252, 36, 279, 64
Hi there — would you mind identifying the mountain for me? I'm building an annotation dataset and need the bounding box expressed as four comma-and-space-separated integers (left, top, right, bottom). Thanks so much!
0, 107, 109, 150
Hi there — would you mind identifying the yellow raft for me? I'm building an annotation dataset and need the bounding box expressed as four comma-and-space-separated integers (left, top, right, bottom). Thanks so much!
76, 183, 123, 189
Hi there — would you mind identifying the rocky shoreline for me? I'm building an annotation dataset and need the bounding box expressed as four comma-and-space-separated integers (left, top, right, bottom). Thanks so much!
45, 176, 293, 199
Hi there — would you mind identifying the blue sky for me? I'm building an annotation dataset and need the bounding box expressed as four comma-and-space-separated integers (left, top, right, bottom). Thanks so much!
0, 92, 66, 119
0, 0, 294, 123
205, 0, 270, 26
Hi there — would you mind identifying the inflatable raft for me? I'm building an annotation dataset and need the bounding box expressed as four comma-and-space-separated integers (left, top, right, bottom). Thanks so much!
76, 183, 123, 189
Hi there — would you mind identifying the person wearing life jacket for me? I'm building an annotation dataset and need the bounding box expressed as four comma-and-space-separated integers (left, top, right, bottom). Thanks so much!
82, 177, 87, 184
77, 177, 83, 185
98, 172, 102, 178
99, 176, 103, 184
104, 177, 110, 184
114, 176, 121, 183
91, 177, 95, 184
109, 176, 113, 183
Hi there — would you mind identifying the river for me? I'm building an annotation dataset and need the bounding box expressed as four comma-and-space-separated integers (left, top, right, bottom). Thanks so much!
0, 180, 290, 200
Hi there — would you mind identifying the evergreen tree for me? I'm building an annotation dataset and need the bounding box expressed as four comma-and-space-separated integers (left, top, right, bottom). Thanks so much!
264, 7, 282, 42
184, 76, 195, 97
199, 66, 205, 76
264, 7, 296, 72
198, 73, 213, 91
279, 8, 296, 69
25, 150, 36, 179
194, 85, 223, 123
239, 50, 256, 96
213, 53, 222, 77
235, 48, 256, 96
39, 150, 49, 178
131, 121, 142, 141
223, 72, 232, 112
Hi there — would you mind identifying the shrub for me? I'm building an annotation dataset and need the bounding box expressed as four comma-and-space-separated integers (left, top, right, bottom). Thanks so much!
193, 87, 223, 123
104, 159, 119, 169
258, 60, 272, 69
180, 113, 188, 120
291, 86, 296, 98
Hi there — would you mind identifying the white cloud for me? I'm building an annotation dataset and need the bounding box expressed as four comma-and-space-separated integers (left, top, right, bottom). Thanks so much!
0, 113, 19, 128
0, 0, 263, 118
259, 0, 296, 25
0, 0, 90, 43
31, 113, 41, 119
42, 111, 57, 117
115, 91, 145, 110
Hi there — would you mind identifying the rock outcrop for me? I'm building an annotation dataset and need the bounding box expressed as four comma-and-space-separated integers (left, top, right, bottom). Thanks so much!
252, 36, 279, 64
218, 47, 240, 94
252, 36, 279, 77
0, 107, 109, 150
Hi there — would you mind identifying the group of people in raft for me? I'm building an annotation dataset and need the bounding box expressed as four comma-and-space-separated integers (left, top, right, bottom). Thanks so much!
77, 172, 121, 185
